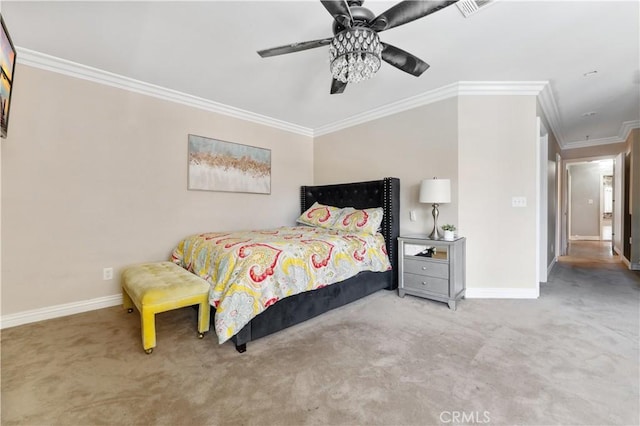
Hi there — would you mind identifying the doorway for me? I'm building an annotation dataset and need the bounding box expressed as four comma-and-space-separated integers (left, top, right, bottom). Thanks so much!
563, 157, 619, 263
567, 159, 613, 241
600, 174, 613, 241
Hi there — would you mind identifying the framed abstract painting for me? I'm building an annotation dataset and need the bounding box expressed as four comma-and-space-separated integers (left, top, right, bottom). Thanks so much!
187, 134, 271, 194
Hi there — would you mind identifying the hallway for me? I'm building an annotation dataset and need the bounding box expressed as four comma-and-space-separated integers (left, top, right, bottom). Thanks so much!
559, 240, 620, 265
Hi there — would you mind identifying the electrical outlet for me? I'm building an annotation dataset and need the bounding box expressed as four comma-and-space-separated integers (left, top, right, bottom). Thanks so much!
410, 210, 417, 221
103, 267, 113, 280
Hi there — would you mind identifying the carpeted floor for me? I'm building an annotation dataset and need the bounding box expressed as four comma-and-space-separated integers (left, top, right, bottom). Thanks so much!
1, 259, 639, 425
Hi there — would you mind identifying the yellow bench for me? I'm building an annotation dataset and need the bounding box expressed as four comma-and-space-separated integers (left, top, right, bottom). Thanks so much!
122, 262, 210, 354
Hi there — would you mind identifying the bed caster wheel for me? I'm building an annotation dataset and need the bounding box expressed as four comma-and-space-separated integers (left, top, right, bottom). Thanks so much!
145, 348, 153, 354
127, 308, 133, 313
198, 332, 205, 339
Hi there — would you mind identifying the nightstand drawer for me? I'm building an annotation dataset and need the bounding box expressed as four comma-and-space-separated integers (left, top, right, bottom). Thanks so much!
403, 273, 449, 295
404, 258, 449, 279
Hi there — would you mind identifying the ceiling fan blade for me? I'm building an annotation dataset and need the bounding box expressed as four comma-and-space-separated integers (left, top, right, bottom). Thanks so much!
320, 0, 353, 28
371, 0, 457, 32
258, 38, 333, 58
330, 78, 347, 94
381, 43, 430, 76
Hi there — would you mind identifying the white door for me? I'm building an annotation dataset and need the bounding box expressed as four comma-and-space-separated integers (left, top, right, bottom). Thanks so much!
613, 152, 625, 254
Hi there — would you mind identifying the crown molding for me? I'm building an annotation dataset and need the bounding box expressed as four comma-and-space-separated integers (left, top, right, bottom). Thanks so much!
562, 136, 622, 150
457, 80, 548, 95
537, 84, 566, 147
16, 47, 314, 138
314, 82, 460, 136
15, 48, 570, 143
314, 81, 549, 137
562, 120, 640, 150
620, 120, 640, 141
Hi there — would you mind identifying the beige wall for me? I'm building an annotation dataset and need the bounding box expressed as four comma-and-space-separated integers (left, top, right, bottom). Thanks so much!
562, 142, 627, 160
1, 65, 313, 315
317, 95, 540, 291
458, 96, 538, 290
0, 65, 564, 318
314, 98, 459, 235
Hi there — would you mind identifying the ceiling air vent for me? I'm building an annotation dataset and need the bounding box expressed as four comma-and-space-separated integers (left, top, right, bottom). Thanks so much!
456, 0, 496, 18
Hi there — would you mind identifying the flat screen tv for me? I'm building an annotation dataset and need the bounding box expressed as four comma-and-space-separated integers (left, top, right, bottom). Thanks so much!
1, 14, 16, 139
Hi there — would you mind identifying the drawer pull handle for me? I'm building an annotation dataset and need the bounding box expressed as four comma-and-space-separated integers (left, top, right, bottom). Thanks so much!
421, 281, 427, 285
422, 266, 427, 270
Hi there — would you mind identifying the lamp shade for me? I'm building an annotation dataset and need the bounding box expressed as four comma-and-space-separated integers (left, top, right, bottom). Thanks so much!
419, 178, 451, 203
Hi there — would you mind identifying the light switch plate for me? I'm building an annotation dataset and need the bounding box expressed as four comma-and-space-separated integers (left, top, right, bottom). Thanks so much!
512, 196, 527, 207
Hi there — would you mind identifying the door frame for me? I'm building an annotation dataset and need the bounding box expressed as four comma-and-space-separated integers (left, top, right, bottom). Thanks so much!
599, 173, 613, 241
564, 155, 616, 244
555, 153, 562, 258
537, 118, 548, 284
613, 152, 625, 255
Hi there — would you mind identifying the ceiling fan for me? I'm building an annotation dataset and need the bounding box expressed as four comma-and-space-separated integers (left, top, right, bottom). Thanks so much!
257, 0, 457, 94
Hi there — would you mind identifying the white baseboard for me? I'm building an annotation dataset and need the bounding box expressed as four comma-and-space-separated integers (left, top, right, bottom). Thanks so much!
465, 287, 539, 299
0, 294, 123, 329
547, 257, 557, 277
621, 256, 631, 267
0, 284, 546, 327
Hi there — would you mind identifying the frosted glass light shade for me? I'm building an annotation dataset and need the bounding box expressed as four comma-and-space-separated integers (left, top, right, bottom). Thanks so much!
419, 178, 451, 204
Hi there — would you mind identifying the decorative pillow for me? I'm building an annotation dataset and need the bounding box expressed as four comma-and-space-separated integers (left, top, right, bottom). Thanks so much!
331, 207, 384, 235
297, 202, 341, 228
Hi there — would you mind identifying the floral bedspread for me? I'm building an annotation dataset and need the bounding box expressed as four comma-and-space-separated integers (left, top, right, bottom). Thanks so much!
171, 226, 391, 343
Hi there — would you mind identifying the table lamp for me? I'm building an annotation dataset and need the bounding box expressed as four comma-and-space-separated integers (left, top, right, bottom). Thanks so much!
419, 177, 451, 240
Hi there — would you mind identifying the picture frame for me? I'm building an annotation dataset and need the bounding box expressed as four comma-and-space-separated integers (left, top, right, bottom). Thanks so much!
1, 14, 17, 139
188, 134, 271, 194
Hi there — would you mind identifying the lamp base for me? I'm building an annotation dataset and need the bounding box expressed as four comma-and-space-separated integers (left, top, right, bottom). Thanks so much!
428, 203, 441, 240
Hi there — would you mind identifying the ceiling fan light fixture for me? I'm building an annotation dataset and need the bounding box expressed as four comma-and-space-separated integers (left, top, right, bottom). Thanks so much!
329, 27, 382, 84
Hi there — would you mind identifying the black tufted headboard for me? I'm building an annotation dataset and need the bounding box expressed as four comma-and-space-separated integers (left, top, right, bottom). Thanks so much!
300, 177, 400, 289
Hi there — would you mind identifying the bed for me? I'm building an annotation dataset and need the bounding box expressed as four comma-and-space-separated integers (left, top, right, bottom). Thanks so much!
173, 177, 400, 352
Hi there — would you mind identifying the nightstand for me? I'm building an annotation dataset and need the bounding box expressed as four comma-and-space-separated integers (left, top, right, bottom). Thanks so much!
397, 235, 466, 310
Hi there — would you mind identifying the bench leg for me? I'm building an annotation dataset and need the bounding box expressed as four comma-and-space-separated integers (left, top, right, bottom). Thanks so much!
141, 308, 156, 354
197, 301, 211, 337
122, 289, 134, 313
